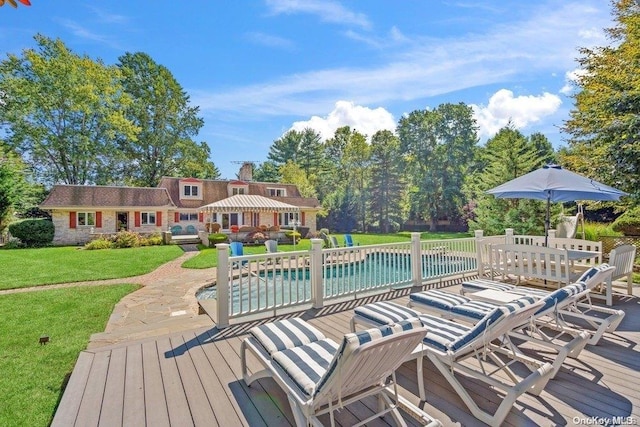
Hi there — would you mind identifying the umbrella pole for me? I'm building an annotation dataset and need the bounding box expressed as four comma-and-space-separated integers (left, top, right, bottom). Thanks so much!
544, 195, 551, 247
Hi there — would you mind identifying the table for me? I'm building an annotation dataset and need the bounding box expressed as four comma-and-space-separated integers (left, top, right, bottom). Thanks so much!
567, 249, 600, 263
471, 289, 525, 304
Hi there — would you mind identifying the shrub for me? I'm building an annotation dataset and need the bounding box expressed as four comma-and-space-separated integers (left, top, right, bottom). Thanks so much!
111, 230, 142, 248
85, 237, 113, 250
611, 207, 640, 236
142, 233, 163, 246
208, 233, 228, 246
285, 230, 301, 243
583, 221, 622, 241
8, 219, 54, 247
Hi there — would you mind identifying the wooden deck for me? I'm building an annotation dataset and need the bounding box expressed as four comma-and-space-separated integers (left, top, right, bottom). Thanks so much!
51, 281, 640, 427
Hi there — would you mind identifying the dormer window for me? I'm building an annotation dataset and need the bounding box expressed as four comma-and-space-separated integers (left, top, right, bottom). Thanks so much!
268, 187, 286, 197
179, 180, 203, 200
232, 187, 246, 195
228, 180, 249, 197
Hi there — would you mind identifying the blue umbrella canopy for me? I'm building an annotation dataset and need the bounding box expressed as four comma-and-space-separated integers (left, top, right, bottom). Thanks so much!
487, 164, 627, 243
487, 164, 627, 202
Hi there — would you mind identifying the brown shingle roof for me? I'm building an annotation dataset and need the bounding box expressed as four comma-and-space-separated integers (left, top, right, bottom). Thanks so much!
40, 185, 175, 209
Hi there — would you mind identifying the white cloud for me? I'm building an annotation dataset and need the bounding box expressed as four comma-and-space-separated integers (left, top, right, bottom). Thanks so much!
560, 68, 588, 94
288, 100, 396, 141
265, 0, 371, 29
245, 32, 295, 50
471, 89, 562, 139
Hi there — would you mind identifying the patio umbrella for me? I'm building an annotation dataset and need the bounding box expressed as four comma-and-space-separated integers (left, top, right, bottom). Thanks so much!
486, 164, 627, 245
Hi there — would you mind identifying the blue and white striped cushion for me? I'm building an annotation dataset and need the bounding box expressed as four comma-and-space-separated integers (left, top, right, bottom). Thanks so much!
250, 318, 326, 355
461, 279, 515, 294
272, 339, 339, 396
577, 264, 610, 287
535, 282, 587, 315
354, 301, 421, 325
410, 290, 470, 311
450, 300, 497, 320
418, 314, 473, 352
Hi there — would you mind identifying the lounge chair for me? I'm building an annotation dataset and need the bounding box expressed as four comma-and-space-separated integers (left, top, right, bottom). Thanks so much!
344, 234, 357, 247
352, 297, 553, 425
460, 264, 623, 345
241, 318, 442, 427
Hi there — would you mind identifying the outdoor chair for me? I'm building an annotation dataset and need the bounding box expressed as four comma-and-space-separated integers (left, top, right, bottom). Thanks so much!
170, 225, 182, 235
185, 224, 198, 234
264, 239, 279, 253
229, 241, 247, 269
329, 236, 340, 248
605, 244, 636, 305
344, 234, 357, 247
459, 264, 623, 345
241, 317, 442, 427
351, 297, 552, 425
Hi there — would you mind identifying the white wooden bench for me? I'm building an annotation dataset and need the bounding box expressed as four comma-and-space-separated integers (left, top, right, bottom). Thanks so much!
490, 243, 572, 287
600, 244, 637, 306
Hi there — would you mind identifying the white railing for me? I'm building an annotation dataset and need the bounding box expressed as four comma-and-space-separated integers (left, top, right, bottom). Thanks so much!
214, 233, 479, 327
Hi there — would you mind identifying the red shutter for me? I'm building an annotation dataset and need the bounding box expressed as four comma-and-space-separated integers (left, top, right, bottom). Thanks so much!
135, 212, 141, 227
174, 212, 180, 223
273, 212, 278, 226
95, 211, 102, 228
69, 212, 77, 229
198, 212, 204, 222
156, 212, 162, 227
301, 212, 305, 226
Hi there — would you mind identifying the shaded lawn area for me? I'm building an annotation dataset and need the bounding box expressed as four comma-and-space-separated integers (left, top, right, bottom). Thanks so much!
183, 231, 471, 269
0, 245, 184, 290
0, 284, 139, 427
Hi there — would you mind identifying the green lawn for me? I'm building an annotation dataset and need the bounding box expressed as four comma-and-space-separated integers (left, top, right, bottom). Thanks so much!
183, 231, 471, 269
0, 284, 139, 427
0, 245, 184, 290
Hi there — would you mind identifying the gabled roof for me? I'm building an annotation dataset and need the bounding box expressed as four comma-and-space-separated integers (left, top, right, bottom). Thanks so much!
40, 185, 175, 209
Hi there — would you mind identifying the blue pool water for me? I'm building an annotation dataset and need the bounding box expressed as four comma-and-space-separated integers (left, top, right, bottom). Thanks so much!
196, 252, 474, 304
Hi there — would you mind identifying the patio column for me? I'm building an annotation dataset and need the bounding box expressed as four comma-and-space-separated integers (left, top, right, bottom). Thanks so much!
216, 243, 230, 328
411, 232, 422, 286
310, 238, 324, 309
505, 228, 514, 244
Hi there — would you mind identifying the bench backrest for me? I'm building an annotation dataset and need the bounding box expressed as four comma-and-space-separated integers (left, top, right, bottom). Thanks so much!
491, 243, 571, 285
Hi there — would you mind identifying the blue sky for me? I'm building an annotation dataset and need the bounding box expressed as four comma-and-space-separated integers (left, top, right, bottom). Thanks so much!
1, 1, 613, 179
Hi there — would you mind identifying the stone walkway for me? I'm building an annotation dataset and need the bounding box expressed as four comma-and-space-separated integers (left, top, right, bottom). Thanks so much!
1, 246, 217, 349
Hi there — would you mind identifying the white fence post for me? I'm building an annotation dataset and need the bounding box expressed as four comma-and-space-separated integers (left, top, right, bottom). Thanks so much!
411, 232, 422, 286
216, 243, 230, 328
505, 228, 514, 244
310, 238, 324, 308
474, 230, 484, 276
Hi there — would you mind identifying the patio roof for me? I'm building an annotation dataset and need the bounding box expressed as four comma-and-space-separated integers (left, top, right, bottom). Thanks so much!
199, 194, 300, 213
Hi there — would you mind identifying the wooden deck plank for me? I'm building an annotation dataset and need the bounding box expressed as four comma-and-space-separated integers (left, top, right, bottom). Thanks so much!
156, 336, 195, 427
73, 350, 110, 427
50, 351, 95, 427
52, 286, 640, 427
142, 340, 171, 427
168, 334, 219, 426
122, 344, 145, 427
97, 346, 126, 427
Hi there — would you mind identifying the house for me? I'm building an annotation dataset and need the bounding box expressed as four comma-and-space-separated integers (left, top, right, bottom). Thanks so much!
40, 177, 320, 245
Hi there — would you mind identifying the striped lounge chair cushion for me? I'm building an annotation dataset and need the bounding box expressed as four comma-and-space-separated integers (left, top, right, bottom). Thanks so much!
354, 301, 421, 325
450, 299, 500, 320
250, 317, 326, 355
576, 264, 610, 285
461, 279, 515, 294
410, 290, 470, 311
535, 282, 587, 315
273, 319, 423, 397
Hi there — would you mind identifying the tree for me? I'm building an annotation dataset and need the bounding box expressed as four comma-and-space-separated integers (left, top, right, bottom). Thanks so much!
368, 130, 405, 233
116, 52, 217, 186
267, 130, 302, 167
0, 35, 138, 185
342, 130, 370, 230
398, 103, 477, 230
253, 160, 281, 182
467, 125, 552, 235
563, 0, 640, 200
279, 161, 316, 198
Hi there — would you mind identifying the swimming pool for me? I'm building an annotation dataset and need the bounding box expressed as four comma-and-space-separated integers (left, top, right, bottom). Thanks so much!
196, 252, 475, 314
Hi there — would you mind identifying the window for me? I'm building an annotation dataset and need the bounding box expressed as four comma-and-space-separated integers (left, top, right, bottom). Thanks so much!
77, 212, 95, 226
179, 212, 199, 221
268, 188, 286, 197
141, 212, 156, 225
279, 212, 299, 226
216, 213, 240, 229
184, 185, 199, 197
232, 187, 246, 195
